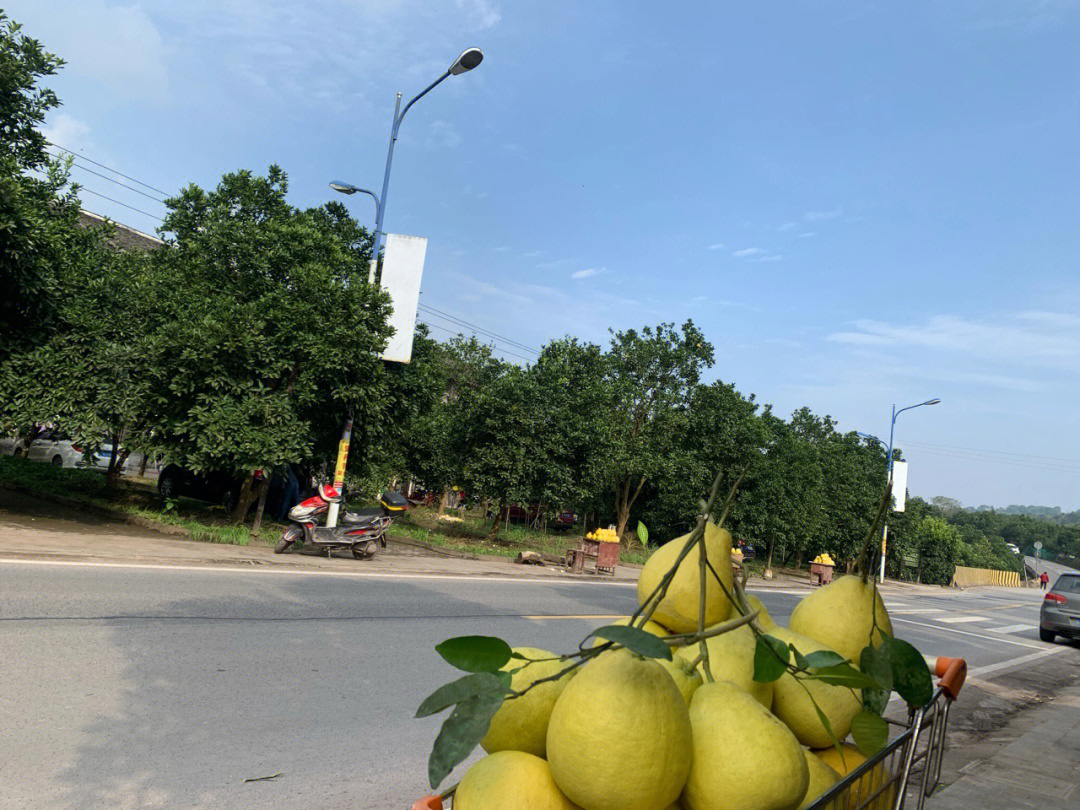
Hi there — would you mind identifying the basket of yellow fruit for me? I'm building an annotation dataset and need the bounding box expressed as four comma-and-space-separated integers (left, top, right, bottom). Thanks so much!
568, 527, 621, 575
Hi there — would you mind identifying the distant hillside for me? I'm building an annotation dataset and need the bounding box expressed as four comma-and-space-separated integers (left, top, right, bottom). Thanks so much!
967, 504, 1080, 525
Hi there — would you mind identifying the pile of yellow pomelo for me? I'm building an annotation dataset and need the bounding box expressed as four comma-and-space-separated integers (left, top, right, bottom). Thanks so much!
585, 527, 620, 543
452, 522, 895, 810
812, 553, 836, 567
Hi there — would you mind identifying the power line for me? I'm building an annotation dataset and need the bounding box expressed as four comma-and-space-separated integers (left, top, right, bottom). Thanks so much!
417, 320, 535, 363
417, 308, 539, 358
904, 440, 1080, 466
417, 303, 538, 353
904, 446, 1080, 475
47, 141, 172, 197
51, 153, 169, 206
77, 186, 165, 224
417, 303, 538, 355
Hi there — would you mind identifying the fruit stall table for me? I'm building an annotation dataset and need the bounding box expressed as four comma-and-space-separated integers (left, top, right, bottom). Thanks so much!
809, 560, 835, 585
566, 538, 619, 575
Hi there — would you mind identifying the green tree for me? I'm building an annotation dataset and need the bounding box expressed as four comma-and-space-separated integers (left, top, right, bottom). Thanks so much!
731, 413, 823, 572
526, 337, 611, 526
0, 13, 97, 361
911, 516, 961, 585
0, 247, 156, 485
604, 321, 714, 539
146, 166, 392, 521
638, 380, 766, 544
404, 336, 505, 511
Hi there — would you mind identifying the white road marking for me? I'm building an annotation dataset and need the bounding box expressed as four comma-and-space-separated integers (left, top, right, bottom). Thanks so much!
969, 646, 1069, 677
0, 557, 639, 586
891, 616, 1047, 649
885, 645, 1070, 710
891, 608, 944, 615
991, 624, 1034, 635
936, 615, 992, 624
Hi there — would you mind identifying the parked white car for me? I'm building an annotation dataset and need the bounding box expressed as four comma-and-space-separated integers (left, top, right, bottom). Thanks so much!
2, 428, 144, 473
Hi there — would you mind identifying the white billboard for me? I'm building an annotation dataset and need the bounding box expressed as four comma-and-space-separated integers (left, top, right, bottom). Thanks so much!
891, 460, 908, 512
379, 233, 426, 364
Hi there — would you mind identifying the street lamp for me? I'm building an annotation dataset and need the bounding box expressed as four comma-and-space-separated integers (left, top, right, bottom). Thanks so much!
876, 398, 941, 584
331, 46, 484, 285
324, 48, 482, 529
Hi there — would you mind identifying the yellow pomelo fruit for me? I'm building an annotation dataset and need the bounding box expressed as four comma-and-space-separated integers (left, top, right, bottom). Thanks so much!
797, 749, 841, 810
547, 649, 692, 810
481, 647, 574, 757
657, 657, 703, 705
812, 744, 894, 810
588, 617, 672, 648
674, 624, 773, 707
637, 522, 733, 633
788, 576, 892, 664
744, 592, 776, 630
682, 680, 809, 810
769, 627, 862, 748
455, 750, 581, 810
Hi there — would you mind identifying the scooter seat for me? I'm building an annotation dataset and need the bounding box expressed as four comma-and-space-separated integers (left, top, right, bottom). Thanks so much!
342, 508, 382, 525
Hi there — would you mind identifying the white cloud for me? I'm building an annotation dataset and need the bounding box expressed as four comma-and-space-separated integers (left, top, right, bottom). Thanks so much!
756, 254, 783, 262
428, 120, 462, 149
733, 247, 764, 257
826, 312, 1080, 371
707, 243, 725, 250
16, 1, 168, 101
798, 232, 816, 238
805, 208, 842, 221
536, 258, 575, 268
521, 250, 543, 258
572, 267, 605, 279
41, 113, 92, 153
455, 0, 502, 29
493, 246, 510, 252
777, 222, 797, 231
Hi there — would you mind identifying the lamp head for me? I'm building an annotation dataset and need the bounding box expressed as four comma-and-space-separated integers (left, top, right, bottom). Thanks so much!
329, 181, 360, 195
925, 398, 941, 406
449, 47, 484, 75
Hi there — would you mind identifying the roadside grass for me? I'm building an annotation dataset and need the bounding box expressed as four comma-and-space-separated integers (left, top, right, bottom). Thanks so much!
0, 455, 652, 561
390, 506, 652, 565
0, 455, 281, 546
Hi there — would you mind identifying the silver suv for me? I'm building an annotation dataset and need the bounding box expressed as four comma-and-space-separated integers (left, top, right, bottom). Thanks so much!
1040, 572, 1080, 643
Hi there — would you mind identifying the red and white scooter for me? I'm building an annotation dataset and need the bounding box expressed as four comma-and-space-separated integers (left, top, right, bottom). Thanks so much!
275, 485, 408, 560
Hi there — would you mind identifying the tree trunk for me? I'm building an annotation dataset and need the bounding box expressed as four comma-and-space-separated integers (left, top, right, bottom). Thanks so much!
251, 479, 269, 538
138, 453, 148, 477
765, 537, 776, 579
793, 549, 803, 571
104, 434, 121, 486
106, 449, 130, 488
231, 473, 258, 523
438, 489, 449, 515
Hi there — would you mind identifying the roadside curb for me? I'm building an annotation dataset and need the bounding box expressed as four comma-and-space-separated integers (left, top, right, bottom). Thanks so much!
0, 480, 193, 539
386, 534, 478, 560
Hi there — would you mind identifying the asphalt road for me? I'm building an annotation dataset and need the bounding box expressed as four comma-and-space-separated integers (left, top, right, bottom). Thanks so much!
1025, 554, 1077, 586
0, 560, 1071, 810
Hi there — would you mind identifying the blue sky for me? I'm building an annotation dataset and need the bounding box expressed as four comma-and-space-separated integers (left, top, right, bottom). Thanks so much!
11, 1, 1080, 509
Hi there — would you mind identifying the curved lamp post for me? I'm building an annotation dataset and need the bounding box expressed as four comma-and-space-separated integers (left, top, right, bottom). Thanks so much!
331, 47, 483, 285
864, 399, 941, 583
323, 49, 482, 529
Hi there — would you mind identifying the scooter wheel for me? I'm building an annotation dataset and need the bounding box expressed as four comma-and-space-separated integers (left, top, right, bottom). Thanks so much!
275, 528, 301, 554
352, 541, 377, 560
